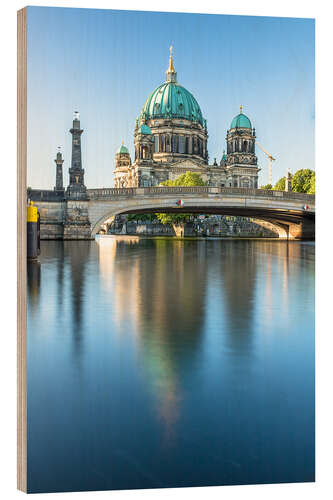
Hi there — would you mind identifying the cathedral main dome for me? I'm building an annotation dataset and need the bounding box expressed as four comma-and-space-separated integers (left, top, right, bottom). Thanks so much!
134, 47, 209, 167
139, 82, 205, 127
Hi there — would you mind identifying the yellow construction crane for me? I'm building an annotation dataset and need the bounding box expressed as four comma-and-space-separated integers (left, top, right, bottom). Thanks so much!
257, 142, 276, 186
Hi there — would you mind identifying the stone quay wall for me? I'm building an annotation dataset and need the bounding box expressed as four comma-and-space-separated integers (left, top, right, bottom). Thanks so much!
109, 216, 280, 238
33, 200, 65, 239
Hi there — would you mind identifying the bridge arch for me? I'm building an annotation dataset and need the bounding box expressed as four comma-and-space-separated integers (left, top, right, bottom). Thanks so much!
87, 187, 315, 239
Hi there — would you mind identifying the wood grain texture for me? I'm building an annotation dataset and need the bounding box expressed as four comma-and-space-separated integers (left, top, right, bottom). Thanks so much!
17, 7, 27, 493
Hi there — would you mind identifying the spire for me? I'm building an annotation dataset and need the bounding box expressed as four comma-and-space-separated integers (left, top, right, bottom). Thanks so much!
168, 45, 175, 72
166, 45, 177, 83
240, 105, 243, 114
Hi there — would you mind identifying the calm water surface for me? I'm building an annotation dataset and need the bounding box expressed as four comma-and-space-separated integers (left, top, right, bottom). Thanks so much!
27, 238, 315, 492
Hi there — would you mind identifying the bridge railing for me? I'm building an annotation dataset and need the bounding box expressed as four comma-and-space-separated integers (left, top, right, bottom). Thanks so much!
88, 188, 137, 199
87, 186, 315, 203
28, 189, 65, 202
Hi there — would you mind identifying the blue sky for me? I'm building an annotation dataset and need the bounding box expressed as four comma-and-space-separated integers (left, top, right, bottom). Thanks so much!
27, 7, 314, 188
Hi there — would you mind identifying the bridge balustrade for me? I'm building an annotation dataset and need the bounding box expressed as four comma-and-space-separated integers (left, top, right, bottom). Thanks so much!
87, 186, 315, 203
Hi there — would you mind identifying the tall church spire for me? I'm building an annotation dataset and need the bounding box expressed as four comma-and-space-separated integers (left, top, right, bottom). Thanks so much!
166, 45, 177, 83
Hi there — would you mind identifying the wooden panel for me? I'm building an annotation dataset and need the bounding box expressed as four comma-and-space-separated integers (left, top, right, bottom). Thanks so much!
17, 7, 27, 493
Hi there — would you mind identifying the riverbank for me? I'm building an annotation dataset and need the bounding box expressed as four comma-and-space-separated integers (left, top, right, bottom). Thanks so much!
106, 215, 281, 238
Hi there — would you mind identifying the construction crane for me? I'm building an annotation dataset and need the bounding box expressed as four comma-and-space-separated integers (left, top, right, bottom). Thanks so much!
257, 142, 276, 186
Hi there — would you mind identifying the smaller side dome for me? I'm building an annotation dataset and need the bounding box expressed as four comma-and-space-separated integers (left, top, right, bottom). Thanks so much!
230, 106, 252, 129
139, 124, 152, 135
117, 143, 129, 154
220, 151, 227, 166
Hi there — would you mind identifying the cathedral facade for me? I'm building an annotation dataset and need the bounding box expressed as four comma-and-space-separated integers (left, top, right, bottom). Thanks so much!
114, 48, 260, 189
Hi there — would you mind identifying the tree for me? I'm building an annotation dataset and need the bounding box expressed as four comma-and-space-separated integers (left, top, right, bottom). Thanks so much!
273, 177, 286, 191
308, 174, 315, 195
260, 183, 273, 190
157, 171, 206, 226
291, 169, 315, 194
127, 213, 157, 222
156, 213, 192, 225
160, 171, 207, 187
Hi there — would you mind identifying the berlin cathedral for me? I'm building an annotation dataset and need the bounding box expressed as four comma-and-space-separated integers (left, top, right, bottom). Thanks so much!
114, 47, 260, 189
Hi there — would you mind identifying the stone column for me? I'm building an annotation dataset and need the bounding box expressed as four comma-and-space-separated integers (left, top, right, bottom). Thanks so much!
54, 148, 64, 192
66, 112, 87, 200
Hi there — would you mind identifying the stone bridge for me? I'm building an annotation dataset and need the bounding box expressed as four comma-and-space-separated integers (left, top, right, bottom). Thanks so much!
29, 186, 315, 240
87, 186, 315, 239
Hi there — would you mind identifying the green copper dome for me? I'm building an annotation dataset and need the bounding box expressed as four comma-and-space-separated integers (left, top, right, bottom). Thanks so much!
230, 111, 252, 129
139, 124, 152, 135
140, 82, 205, 127
117, 144, 129, 154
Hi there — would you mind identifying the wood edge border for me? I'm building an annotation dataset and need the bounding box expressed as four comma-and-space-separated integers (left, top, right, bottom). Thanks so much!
17, 7, 27, 493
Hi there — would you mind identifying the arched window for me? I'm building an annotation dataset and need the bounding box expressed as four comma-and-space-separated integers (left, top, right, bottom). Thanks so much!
154, 135, 159, 153
179, 135, 185, 154
243, 140, 248, 152
199, 139, 203, 157
188, 136, 192, 153
185, 136, 189, 154
172, 135, 178, 153
166, 135, 171, 152
193, 136, 198, 154
160, 135, 165, 152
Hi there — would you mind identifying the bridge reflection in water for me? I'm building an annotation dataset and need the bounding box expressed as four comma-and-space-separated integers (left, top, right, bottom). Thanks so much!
27, 238, 315, 492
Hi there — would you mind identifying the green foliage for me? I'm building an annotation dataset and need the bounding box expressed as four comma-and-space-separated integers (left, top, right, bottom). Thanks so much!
157, 172, 207, 224
273, 177, 286, 191
160, 171, 207, 187
308, 174, 315, 195
291, 169, 315, 194
260, 184, 273, 190
273, 177, 285, 191
271, 169, 315, 193
127, 213, 157, 222
156, 213, 192, 225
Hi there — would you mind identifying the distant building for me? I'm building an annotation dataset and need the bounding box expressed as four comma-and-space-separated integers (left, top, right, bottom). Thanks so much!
114, 48, 259, 188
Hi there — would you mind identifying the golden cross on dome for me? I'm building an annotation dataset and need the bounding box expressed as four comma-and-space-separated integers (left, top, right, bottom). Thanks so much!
168, 45, 175, 72
240, 105, 243, 113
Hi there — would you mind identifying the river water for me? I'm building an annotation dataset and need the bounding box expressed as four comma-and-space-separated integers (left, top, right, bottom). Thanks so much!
27, 237, 315, 492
